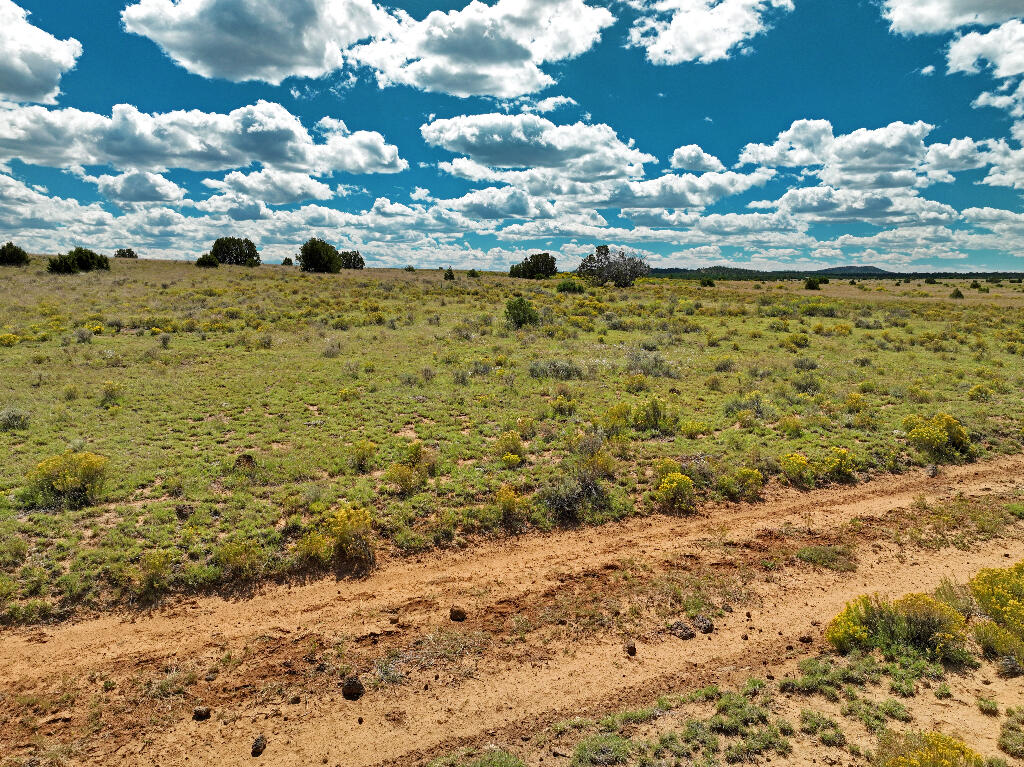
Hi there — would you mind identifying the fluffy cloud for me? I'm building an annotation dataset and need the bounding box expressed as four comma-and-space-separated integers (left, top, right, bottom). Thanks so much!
670, 144, 725, 171
881, 0, 1023, 35
947, 20, 1024, 79
737, 119, 834, 167
740, 118, 968, 190
628, 0, 793, 66
421, 113, 655, 179
0, 100, 406, 175
353, 0, 614, 98
602, 168, 775, 209
754, 185, 959, 224
0, 0, 82, 104
121, 0, 391, 84
203, 168, 335, 204
89, 170, 187, 203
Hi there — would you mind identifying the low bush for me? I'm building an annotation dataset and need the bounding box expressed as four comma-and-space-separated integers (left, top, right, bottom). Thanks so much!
24, 451, 109, 509
903, 412, 971, 461
195, 252, 219, 268
0, 407, 30, 431
825, 593, 970, 664
973, 621, 1024, 675
630, 397, 677, 435
969, 562, 1024, 637
114, 248, 138, 258
779, 452, 813, 487
557, 278, 586, 293
1001, 707, 1024, 758
0, 241, 30, 266
529, 359, 583, 379
717, 467, 763, 502
47, 247, 110, 274
874, 731, 985, 767
297, 238, 342, 272
505, 297, 539, 328
653, 472, 696, 515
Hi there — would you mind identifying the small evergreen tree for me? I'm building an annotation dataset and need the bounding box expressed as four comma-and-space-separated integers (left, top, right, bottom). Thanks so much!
47, 247, 110, 274
505, 297, 539, 328
298, 238, 341, 273
0, 241, 30, 266
114, 248, 138, 259
209, 237, 260, 266
195, 252, 219, 268
444, 266, 455, 281
339, 250, 364, 269
281, 257, 293, 266
509, 252, 557, 279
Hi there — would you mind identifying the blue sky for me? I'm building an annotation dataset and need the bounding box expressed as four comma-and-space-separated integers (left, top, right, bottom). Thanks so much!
1, 0, 1023, 270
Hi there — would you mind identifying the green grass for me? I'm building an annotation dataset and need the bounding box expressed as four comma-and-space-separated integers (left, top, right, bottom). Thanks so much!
2, 259, 1024, 621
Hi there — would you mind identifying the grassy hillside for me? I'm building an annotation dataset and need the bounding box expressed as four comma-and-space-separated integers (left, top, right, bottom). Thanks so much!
2, 259, 1024, 621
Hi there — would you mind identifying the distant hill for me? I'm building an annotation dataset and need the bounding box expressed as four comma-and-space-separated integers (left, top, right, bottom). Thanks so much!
649, 264, 1024, 281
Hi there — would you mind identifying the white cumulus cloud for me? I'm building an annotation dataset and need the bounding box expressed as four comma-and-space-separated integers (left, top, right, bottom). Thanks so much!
669, 144, 725, 171
0, 0, 82, 104
628, 0, 793, 66
881, 0, 1023, 35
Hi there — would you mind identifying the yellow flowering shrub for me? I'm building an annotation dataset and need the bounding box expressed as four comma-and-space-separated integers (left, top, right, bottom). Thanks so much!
501, 452, 522, 469
0, 333, 19, 347
825, 593, 969, 662
325, 505, 375, 573
969, 562, 1024, 638
653, 472, 696, 515
26, 451, 108, 509
874, 731, 984, 767
780, 452, 813, 488
819, 446, 856, 481
903, 413, 971, 460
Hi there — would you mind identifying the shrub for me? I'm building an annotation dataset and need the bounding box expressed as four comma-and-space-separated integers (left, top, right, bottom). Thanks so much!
209, 236, 260, 266
779, 452, 813, 488
0, 333, 18, 347
653, 472, 696, 515
339, 250, 364, 269
24, 451, 109, 509
509, 252, 556, 279
0, 241, 30, 266
529, 359, 583, 379
969, 562, 1024, 638
797, 545, 856, 572
114, 248, 138, 258
630, 397, 677, 435
974, 621, 1024, 673
297, 238, 341, 272
213, 540, 268, 581
195, 252, 219, 268
804, 277, 822, 290
819, 447, 856, 482
557, 278, 585, 293
0, 407, 30, 431
875, 731, 984, 767
349, 439, 377, 473
47, 247, 110, 274
825, 593, 970, 664
950, 287, 964, 299
385, 464, 424, 497
505, 297, 539, 328
444, 266, 456, 281
968, 384, 993, 401
718, 467, 763, 502
495, 486, 525, 532
903, 413, 971, 461
576, 245, 649, 287
1001, 708, 1024, 758
325, 505, 375, 574
281, 257, 293, 266
494, 431, 524, 459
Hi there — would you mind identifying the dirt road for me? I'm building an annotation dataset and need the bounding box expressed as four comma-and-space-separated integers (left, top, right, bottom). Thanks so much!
2, 454, 1023, 766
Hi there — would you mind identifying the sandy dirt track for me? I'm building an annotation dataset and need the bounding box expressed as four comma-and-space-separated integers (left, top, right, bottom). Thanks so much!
2, 454, 1023, 766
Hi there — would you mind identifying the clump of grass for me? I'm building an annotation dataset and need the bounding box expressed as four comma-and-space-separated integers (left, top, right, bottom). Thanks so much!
1000, 707, 1024, 758
978, 697, 999, 716
571, 734, 631, 766
799, 709, 846, 747
796, 544, 857, 572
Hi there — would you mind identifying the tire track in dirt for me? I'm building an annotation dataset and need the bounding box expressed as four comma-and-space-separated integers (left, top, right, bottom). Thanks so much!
2, 454, 1022, 765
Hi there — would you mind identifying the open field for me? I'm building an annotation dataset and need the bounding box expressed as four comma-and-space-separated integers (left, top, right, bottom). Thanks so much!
2, 259, 1024, 623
